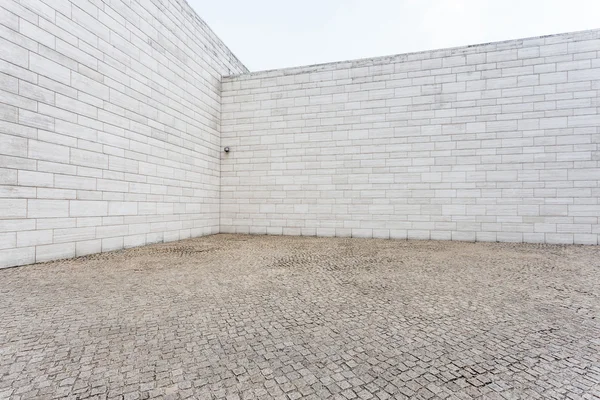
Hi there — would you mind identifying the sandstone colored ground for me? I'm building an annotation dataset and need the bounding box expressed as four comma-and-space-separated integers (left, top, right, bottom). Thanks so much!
0, 234, 599, 399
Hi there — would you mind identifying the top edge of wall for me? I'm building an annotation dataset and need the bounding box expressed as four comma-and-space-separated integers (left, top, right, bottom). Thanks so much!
224, 28, 600, 80
178, 0, 249, 73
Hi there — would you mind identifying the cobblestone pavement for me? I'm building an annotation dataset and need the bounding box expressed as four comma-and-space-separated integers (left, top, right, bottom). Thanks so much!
0, 235, 599, 400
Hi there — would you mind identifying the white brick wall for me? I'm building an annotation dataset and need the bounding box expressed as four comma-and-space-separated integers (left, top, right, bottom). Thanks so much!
221, 30, 600, 245
2, 2, 599, 269
0, 0, 246, 268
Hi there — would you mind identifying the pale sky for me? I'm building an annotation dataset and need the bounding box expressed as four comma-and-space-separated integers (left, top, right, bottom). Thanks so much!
188, 0, 600, 72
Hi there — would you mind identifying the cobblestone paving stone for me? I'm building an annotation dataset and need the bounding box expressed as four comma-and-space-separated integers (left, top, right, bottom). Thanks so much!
0, 234, 599, 400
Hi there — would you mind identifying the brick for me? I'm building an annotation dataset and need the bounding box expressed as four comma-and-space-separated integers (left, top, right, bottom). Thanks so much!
108, 201, 138, 216
0, 72, 18, 93
0, 167, 17, 184
18, 170, 53, 187
36, 217, 75, 230
70, 201, 108, 217
71, 72, 109, 101
75, 239, 102, 256
54, 227, 96, 243
36, 242, 75, 263
0, 6, 19, 31
0, 133, 27, 157
19, 80, 55, 104
37, 188, 76, 199
0, 232, 16, 250
0, 36, 29, 68
568, 115, 600, 127
0, 199, 27, 218
54, 174, 96, 190
102, 236, 124, 252
28, 200, 69, 218
568, 169, 600, 181
568, 68, 600, 82
19, 19, 55, 48
19, 0, 55, 22
0, 247, 35, 268
16, 229, 53, 247
18, 109, 54, 130
0, 89, 38, 112
28, 139, 69, 163
70, 148, 108, 169
29, 53, 70, 85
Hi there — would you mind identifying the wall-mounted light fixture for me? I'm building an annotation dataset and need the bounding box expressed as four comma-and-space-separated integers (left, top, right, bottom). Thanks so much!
224, 147, 230, 153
